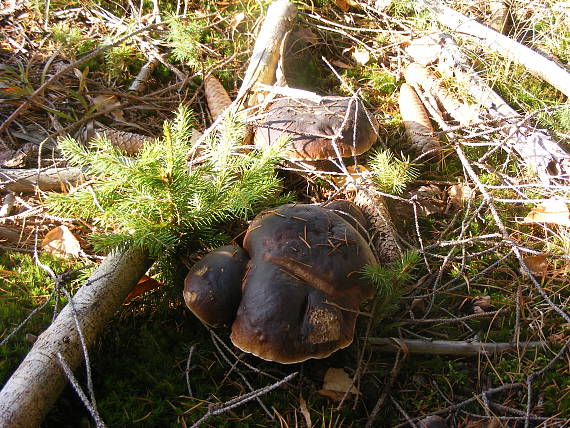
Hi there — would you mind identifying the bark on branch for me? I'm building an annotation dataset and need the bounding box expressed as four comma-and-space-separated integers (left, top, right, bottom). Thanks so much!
415, 0, 570, 99
0, 249, 151, 427
0, 167, 85, 193
368, 337, 544, 356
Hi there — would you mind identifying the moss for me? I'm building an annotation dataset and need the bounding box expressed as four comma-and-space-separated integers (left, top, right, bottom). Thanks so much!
0, 252, 90, 386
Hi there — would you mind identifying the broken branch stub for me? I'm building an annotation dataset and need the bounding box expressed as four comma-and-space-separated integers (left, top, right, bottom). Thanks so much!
0, 248, 151, 427
237, 0, 297, 106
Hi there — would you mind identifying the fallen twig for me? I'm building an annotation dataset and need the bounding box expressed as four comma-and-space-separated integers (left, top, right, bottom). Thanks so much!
368, 337, 544, 356
0, 23, 161, 135
414, 0, 570, 98
189, 372, 297, 428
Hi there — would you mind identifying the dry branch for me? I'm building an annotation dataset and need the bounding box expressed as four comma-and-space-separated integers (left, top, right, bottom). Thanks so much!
0, 249, 151, 427
404, 45, 570, 183
415, 0, 570, 99
368, 337, 544, 356
0, 167, 85, 193
236, 0, 297, 106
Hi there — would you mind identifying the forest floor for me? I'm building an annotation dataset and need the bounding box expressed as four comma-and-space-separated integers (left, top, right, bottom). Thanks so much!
1, 0, 569, 426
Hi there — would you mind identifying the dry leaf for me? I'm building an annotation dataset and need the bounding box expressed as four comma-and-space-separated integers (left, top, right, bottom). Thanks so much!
472, 296, 492, 314
334, 0, 360, 12
374, 0, 393, 11
404, 185, 446, 216
330, 59, 352, 69
331, 165, 369, 192
352, 48, 370, 65
124, 275, 164, 303
317, 368, 359, 402
405, 35, 444, 65
521, 199, 570, 226
522, 254, 548, 277
448, 183, 475, 207
231, 11, 245, 28
41, 225, 81, 258
293, 28, 319, 45
92, 94, 125, 122
298, 395, 312, 428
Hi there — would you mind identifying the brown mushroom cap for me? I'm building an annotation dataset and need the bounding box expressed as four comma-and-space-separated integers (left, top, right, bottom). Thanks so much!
254, 97, 378, 160
183, 245, 249, 327
230, 204, 376, 363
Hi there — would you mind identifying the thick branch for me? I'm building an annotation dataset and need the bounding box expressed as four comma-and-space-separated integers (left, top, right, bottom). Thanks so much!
1, 167, 85, 193
236, 0, 297, 105
0, 248, 151, 427
415, 0, 570, 98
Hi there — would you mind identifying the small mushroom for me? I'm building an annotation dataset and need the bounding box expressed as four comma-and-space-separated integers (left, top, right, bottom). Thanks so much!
254, 97, 378, 160
183, 245, 248, 327
230, 204, 376, 363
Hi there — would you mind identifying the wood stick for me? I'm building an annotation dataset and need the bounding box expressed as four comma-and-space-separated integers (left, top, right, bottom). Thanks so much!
368, 337, 544, 356
415, 0, 570, 99
236, 0, 297, 106
0, 167, 85, 193
0, 248, 151, 427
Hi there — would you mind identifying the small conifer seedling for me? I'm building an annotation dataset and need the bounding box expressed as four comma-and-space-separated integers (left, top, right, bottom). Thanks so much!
48, 106, 286, 276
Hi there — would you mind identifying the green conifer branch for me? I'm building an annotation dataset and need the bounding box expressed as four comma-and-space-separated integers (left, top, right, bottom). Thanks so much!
47, 107, 285, 268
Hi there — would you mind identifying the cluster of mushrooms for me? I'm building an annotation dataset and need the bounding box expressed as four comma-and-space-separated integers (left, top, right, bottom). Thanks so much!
184, 96, 381, 364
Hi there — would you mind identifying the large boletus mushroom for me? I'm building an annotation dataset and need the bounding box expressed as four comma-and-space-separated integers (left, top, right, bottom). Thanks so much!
230, 204, 376, 363
254, 97, 378, 160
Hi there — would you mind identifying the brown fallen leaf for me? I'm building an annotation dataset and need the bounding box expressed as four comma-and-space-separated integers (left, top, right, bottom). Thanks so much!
334, 0, 360, 12
331, 165, 369, 192
124, 275, 164, 303
404, 185, 446, 216
448, 183, 475, 208
92, 94, 125, 122
330, 59, 353, 69
317, 368, 360, 402
472, 296, 492, 315
522, 254, 548, 277
521, 199, 570, 226
298, 394, 312, 428
41, 225, 81, 258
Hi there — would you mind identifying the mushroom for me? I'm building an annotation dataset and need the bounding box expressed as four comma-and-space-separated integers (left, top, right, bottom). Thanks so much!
183, 203, 377, 363
183, 245, 248, 327
231, 203, 376, 363
254, 97, 378, 161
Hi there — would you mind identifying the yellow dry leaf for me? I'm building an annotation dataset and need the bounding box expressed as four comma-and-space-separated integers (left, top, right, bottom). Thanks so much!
317, 368, 360, 402
521, 199, 570, 226
334, 0, 360, 11
331, 165, 369, 191
42, 225, 81, 258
